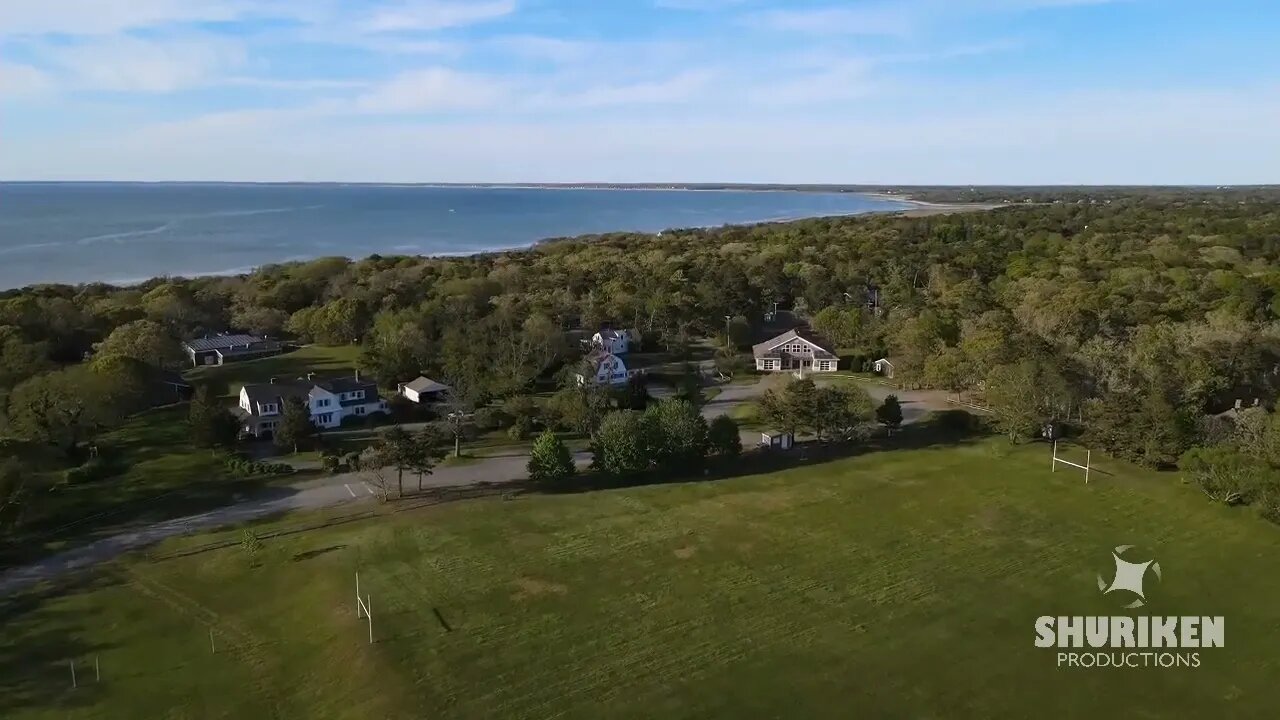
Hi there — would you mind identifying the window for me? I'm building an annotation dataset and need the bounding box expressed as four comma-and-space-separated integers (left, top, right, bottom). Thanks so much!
317, 413, 334, 424
316, 398, 331, 408
354, 406, 366, 416
260, 402, 278, 414
353, 390, 365, 400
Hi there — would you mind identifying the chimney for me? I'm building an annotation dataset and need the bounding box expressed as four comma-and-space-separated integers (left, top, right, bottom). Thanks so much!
354, 369, 360, 382
269, 377, 277, 385
307, 372, 315, 381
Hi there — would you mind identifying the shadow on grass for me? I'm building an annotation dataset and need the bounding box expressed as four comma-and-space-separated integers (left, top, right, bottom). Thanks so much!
0, 572, 122, 716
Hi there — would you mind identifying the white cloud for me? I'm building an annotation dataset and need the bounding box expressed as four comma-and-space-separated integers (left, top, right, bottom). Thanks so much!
746, 6, 916, 36
550, 70, 716, 108
50, 36, 248, 92
0, 63, 53, 97
654, 0, 750, 10
0, 0, 281, 36
363, 0, 516, 32
354, 68, 508, 113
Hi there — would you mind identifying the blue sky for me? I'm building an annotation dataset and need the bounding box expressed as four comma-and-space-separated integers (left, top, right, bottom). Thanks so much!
1, 0, 1277, 183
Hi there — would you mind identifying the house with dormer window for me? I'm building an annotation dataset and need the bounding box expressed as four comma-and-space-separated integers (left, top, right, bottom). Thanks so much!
751, 329, 839, 374
236, 373, 388, 438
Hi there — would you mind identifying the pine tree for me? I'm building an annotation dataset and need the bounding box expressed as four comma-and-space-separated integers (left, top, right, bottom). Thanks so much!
274, 396, 315, 454
189, 385, 240, 450
876, 394, 904, 434
528, 429, 575, 486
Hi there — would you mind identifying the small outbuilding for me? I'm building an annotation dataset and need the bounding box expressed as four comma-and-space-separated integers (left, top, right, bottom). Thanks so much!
399, 376, 451, 403
761, 430, 794, 451
873, 357, 896, 379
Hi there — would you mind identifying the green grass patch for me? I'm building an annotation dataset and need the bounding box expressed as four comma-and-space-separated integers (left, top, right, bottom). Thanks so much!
186, 344, 363, 397
5, 407, 301, 566
5, 440, 1280, 718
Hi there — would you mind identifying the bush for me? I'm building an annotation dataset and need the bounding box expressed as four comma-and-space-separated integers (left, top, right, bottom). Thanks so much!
223, 457, 294, 477
473, 407, 511, 432
321, 454, 343, 474
932, 409, 984, 435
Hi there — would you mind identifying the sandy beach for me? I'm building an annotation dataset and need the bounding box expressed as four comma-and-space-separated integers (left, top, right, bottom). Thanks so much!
862, 192, 1002, 217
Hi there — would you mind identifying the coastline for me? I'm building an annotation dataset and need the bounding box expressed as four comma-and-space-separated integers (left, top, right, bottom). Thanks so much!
861, 192, 1002, 217
28, 191, 991, 290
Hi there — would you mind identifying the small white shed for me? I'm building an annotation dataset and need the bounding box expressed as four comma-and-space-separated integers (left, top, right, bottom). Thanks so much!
873, 358, 895, 379
761, 430, 794, 451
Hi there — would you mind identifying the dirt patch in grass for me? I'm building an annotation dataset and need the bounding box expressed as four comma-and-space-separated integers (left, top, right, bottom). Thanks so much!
673, 545, 696, 559
511, 576, 568, 600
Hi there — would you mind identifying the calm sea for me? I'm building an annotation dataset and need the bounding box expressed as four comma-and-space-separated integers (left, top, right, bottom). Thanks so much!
0, 183, 908, 289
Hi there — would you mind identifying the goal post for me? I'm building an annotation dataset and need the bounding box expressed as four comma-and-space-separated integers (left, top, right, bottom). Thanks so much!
1051, 440, 1091, 483
355, 571, 373, 644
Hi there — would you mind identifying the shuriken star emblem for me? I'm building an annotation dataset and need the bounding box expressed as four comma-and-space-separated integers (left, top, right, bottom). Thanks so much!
1096, 545, 1162, 608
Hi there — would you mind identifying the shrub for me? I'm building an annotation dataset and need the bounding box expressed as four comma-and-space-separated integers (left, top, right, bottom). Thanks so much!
474, 407, 510, 432
708, 415, 742, 458
321, 454, 343, 474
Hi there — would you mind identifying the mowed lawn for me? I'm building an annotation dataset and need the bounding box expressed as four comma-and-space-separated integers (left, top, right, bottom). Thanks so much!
4, 439, 1280, 719
186, 344, 363, 397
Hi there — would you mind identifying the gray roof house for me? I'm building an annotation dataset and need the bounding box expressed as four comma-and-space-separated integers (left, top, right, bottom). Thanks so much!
752, 329, 839, 374
184, 333, 284, 367
237, 373, 387, 438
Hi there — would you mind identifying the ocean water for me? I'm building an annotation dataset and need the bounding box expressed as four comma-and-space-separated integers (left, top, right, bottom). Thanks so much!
0, 183, 909, 289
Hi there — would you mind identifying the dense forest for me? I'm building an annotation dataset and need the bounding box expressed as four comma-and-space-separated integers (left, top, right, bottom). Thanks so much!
3, 191, 1280, 522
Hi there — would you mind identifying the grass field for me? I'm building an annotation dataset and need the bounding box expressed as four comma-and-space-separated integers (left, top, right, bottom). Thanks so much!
4, 437, 1280, 718
187, 344, 363, 397
4, 407, 299, 566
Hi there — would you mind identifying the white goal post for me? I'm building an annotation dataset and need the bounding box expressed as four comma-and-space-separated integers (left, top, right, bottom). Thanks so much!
1051, 440, 1091, 483
355, 572, 373, 644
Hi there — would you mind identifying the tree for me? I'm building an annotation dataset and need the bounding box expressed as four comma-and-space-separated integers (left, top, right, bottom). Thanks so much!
504, 395, 539, 440
240, 529, 264, 566
274, 396, 315, 453
188, 385, 240, 450
876, 394, 904, 434
93, 319, 183, 368
617, 375, 650, 411
984, 362, 1042, 443
712, 346, 749, 379
707, 415, 742, 458
811, 385, 875, 441
591, 411, 654, 477
674, 362, 705, 407
376, 425, 415, 497
528, 429, 575, 487
644, 399, 709, 471
758, 377, 820, 438
0, 460, 27, 537
7, 364, 146, 456
548, 383, 610, 436
726, 315, 752, 349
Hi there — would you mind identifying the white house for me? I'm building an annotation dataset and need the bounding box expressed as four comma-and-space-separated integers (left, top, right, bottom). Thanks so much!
751, 329, 839, 373
399, 376, 450, 403
873, 358, 895, 379
238, 374, 387, 438
591, 328, 632, 355
575, 351, 631, 386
